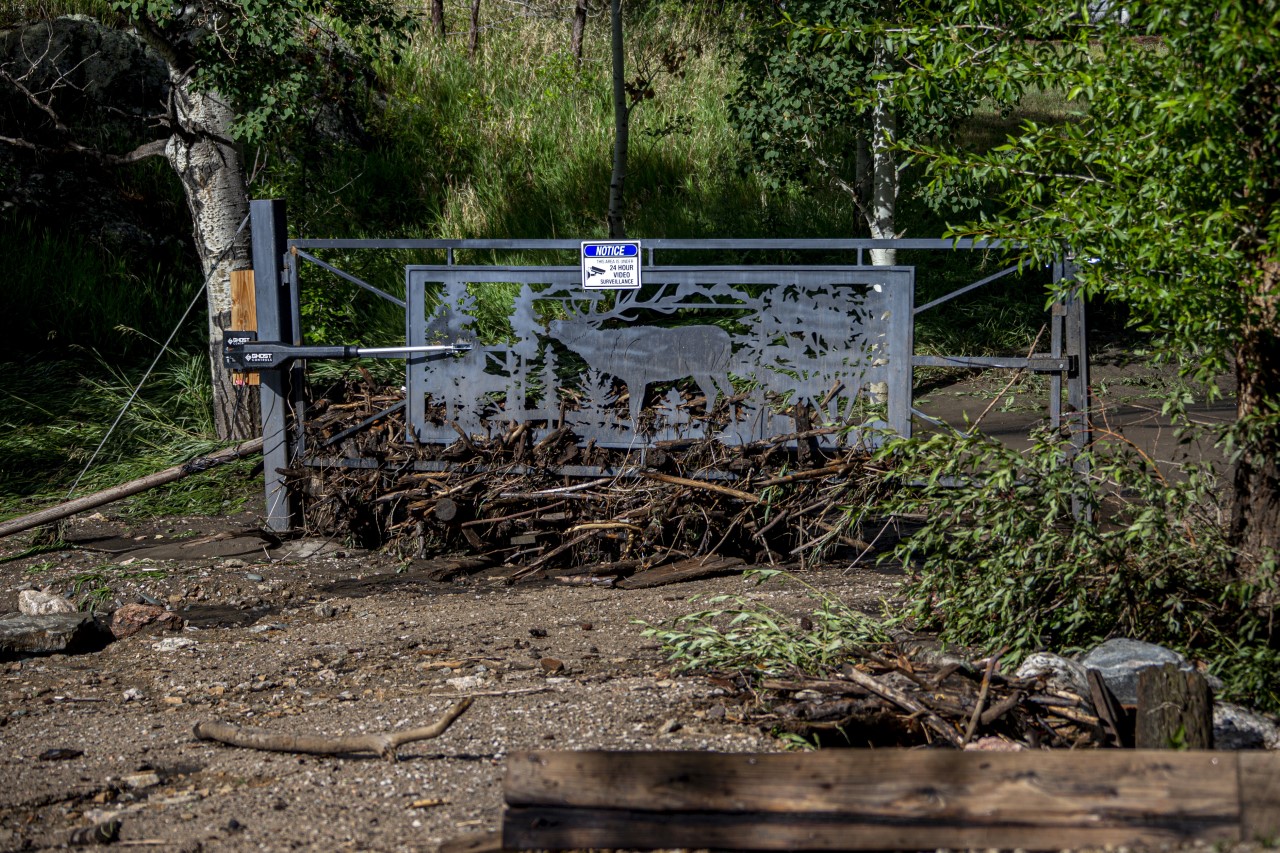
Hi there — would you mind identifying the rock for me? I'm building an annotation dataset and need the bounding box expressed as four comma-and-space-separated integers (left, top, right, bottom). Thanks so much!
1080, 639, 1194, 705
122, 688, 144, 702
110, 603, 183, 639
963, 736, 1025, 751
37, 747, 84, 761
539, 657, 565, 675
314, 602, 339, 618
445, 674, 485, 691
0, 612, 107, 658
121, 771, 160, 788
1213, 702, 1280, 750
273, 539, 344, 560
18, 590, 77, 615
1015, 652, 1091, 697
151, 637, 196, 653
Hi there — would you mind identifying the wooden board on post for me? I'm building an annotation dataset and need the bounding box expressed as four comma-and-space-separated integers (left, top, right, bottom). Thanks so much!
503, 750, 1276, 851
230, 269, 260, 386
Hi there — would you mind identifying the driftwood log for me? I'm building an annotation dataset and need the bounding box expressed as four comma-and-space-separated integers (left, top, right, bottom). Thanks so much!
194, 697, 472, 762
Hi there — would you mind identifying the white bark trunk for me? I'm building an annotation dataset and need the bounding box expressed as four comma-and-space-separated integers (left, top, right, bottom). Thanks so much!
867, 76, 897, 267
165, 74, 254, 440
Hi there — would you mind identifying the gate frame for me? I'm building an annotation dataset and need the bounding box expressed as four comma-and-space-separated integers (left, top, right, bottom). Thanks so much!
246, 200, 1090, 533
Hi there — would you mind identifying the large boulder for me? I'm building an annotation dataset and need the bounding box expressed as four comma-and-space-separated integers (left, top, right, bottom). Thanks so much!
1080, 638, 1195, 705
1213, 702, 1280, 750
0, 16, 168, 134
1014, 652, 1091, 697
0, 612, 109, 658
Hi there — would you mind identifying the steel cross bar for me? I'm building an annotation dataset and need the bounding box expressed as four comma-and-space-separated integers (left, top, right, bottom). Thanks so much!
293, 248, 407, 308
912, 264, 1021, 315
911, 355, 1075, 373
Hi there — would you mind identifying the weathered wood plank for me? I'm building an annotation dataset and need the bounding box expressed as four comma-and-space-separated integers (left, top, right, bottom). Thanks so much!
1240, 752, 1280, 842
505, 750, 1242, 851
615, 556, 745, 589
503, 803, 1237, 851
230, 269, 260, 387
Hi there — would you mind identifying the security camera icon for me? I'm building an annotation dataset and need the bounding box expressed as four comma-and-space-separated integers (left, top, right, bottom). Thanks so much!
587, 265, 607, 278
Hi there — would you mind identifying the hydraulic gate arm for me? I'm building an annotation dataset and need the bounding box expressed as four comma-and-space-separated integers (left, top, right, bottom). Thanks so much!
223, 331, 472, 372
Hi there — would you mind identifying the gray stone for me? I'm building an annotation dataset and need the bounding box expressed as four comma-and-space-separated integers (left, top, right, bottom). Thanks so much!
1213, 702, 1280, 750
1014, 652, 1091, 698
0, 612, 104, 657
17, 590, 77, 616
1080, 638, 1193, 705
273, 539, 345, 560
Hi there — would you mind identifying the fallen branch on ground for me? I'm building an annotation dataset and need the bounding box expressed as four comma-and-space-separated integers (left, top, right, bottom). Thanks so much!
193, 697, 473, 762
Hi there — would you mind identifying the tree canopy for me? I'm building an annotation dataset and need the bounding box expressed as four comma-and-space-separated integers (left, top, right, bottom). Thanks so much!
790, 0, 1280, 596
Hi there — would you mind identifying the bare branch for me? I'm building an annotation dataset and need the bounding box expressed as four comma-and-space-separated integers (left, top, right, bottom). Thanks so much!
193, 698, 474, 762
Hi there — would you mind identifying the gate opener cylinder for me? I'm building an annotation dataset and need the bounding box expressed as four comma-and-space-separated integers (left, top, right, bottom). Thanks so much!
223, 331, 472, 372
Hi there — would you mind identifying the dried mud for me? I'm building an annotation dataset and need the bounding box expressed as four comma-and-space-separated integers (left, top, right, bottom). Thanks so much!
0, 511, 900, 852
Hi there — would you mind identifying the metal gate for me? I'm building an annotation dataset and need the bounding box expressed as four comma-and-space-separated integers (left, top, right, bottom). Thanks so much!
235, 199, 1088, 532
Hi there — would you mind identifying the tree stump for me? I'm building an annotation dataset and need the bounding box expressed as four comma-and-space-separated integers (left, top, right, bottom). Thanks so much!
1135, 663, 1213, 749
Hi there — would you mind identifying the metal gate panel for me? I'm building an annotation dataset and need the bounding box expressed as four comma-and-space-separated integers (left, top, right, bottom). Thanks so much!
405, 266, 913, 450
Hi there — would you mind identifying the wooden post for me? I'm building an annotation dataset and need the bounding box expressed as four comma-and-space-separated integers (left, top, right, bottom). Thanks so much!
468, 0, 481, 59
230, 269, 260, 387
430, 0, 445, 39
571, 0, 588, 64
1135, 663, 1213, 749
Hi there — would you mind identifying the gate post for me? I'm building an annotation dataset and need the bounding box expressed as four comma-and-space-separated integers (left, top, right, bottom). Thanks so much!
250, 199, 298, 532
1056, 259, 1092, 521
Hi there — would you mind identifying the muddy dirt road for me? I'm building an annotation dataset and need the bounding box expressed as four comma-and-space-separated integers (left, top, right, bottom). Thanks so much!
0, 512, 899, 852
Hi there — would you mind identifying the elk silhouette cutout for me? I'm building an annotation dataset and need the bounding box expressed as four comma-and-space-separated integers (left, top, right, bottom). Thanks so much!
549, 295, 734, 425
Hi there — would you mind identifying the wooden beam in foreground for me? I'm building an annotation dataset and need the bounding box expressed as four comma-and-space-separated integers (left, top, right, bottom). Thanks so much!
505, 750, 1280, 851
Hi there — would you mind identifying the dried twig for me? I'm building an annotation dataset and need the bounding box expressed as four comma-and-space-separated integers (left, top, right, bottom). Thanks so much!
840, 666, 963, 747
639, 471, 762, 503
193, 698, 472, 762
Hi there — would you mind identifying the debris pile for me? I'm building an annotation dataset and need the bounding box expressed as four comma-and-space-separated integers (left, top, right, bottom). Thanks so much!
288, 380, 884, 580
720, 648, 1161, 750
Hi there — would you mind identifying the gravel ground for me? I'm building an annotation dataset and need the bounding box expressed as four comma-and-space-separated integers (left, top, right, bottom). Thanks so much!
0, 511, 899, 852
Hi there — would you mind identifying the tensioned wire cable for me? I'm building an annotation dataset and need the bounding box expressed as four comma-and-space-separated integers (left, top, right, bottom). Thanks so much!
64, 214, 252, 499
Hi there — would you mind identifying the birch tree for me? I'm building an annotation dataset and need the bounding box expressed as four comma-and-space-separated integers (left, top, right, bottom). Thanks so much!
733, 0, 982, 265
2, 0, 409, 439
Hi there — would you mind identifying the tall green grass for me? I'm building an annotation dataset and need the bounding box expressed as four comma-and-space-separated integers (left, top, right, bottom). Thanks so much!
0, 351, 255, 519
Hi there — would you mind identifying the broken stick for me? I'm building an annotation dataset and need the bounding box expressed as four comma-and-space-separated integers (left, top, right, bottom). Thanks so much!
193, 697, 473, 762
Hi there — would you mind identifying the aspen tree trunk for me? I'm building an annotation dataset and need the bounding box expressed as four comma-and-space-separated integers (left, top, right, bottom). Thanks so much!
866, 52, 897, 267
1230, 258, 1280, 614
164, 75, 255, 440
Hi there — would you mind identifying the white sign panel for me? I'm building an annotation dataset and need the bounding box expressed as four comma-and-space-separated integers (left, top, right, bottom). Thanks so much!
581, 241, 641, 290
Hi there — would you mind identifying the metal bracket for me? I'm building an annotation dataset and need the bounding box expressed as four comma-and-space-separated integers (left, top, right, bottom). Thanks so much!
223, 330, 471, 372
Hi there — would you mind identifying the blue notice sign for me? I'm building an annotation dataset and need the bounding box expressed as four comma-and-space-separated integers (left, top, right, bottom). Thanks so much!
581, 240, 641, 290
